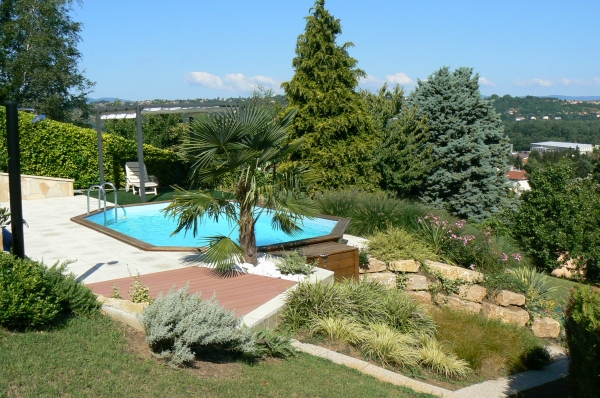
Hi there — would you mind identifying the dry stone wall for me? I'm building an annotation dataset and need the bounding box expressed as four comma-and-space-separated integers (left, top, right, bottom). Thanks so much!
363, 256, 562, 339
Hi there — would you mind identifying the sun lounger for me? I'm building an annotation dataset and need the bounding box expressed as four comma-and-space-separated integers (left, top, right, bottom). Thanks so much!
125, 162, 158, 195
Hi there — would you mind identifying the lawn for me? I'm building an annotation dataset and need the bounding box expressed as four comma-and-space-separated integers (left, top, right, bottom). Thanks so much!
0, 315, 432, 398
545, 276, 579, 308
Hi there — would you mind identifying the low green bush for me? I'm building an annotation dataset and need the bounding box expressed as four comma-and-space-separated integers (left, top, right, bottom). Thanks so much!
276, 251, 315, 276
368, 227, 437, 264
482, 271, 528, 296
139, 284, 256, 367
0, 253, 100, 329
0, 109, 187, 188
565, 285, 600, 397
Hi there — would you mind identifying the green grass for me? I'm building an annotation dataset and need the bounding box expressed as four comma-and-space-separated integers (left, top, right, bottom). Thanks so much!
431, 308, 549, 375
545, 276, 579, 308
83, 186, 181, 205
0, 315, 432, 398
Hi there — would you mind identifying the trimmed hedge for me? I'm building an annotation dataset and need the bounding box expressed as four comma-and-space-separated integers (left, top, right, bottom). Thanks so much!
565, 285, 600, 398
0, 109, 187, 189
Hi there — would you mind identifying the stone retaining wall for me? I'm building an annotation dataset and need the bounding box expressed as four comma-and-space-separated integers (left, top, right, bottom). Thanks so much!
0, 173, 74, 201
362, 258, 562, 338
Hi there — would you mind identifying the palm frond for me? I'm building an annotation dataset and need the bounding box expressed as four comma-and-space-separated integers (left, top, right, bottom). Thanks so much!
200, 234, 246, 272
162, 188, 238, 236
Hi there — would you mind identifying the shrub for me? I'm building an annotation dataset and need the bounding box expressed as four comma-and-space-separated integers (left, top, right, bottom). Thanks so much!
511, 267, 558, 313
139, 284, 255, 367
252, 328, 296, 359
44, 262, 101, 317
482, 271, 528, 296
0, 109, 187, 188
565, 285, 600, 397
276, 251, 315, 276
128, 273, 153, 304
368, 227, 437, 264
0, 253, 100, 329
0, 254, 61, 328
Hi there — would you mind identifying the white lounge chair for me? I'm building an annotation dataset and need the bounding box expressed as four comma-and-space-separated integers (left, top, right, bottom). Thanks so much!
125, 162, 158, 195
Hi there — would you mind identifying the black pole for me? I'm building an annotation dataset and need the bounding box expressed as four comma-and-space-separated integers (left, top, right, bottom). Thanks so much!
6, 102, 25, 258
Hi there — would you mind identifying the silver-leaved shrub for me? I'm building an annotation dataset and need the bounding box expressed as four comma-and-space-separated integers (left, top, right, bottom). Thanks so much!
138, 284, 255, 367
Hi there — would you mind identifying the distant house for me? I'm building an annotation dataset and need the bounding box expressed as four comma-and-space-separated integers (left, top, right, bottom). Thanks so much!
515, 117, 525, 121
530, 141, 597, 154
505, 169, 530, 193
543, 116, 549, 120
530, 116, 536, 120
554, 116, 562, 120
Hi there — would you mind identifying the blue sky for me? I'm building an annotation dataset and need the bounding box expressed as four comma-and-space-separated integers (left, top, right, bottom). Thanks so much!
73, 0, 600, 101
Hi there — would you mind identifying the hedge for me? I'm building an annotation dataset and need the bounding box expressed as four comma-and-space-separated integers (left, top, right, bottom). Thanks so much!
565, 285, 600, 397
0, 109, 187, 189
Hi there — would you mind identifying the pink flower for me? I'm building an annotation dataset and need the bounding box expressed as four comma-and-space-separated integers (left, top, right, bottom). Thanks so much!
502, 253, 508, 262
469, 264, 476, 270
512, 253, 522, 262
418, 218, 423, 223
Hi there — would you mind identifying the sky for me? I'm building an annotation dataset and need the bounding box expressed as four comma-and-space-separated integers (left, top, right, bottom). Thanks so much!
72, 0, 600, 101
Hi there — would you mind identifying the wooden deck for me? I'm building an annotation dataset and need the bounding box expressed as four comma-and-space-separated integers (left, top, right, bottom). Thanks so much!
86, 267, 296, 317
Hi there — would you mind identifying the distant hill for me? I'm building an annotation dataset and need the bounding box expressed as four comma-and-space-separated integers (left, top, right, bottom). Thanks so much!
88, 97, 132, 103
547, 95, 600, 101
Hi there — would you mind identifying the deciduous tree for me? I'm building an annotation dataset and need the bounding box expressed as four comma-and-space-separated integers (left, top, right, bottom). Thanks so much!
0, 0, 94, 123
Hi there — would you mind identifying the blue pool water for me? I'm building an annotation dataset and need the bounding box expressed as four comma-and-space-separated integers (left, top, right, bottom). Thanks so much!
86, 202, 337, 247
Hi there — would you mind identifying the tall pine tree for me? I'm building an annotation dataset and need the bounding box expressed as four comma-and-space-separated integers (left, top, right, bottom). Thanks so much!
281, 0, 379, 191
410, 67, 511, 221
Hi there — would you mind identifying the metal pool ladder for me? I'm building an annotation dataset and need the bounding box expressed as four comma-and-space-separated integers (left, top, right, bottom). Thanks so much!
87, 182, 120, 225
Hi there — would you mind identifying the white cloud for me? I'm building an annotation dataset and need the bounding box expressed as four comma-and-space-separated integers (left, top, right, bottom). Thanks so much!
558, 77, 572, 86
185, 71, 280, 92
359, 74, 384, 87
385, 72, 415, 86
513, 78, 554, 87
478, 77, 496, 87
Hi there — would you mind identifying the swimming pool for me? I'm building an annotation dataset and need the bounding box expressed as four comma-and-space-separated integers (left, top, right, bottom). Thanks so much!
75, 202, 348, 251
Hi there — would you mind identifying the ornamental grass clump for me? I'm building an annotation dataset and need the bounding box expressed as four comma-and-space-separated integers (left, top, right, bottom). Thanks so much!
419, 336, 471, 378
282, 279, 435, 336
139, 284, 256, 367
368, 227, 438, 264
360, 323, 420, 368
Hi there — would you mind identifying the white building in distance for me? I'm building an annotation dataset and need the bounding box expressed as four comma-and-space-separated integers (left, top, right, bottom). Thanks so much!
530, 141, 597, 154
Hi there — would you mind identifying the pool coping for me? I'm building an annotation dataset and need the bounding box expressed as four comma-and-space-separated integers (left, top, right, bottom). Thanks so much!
70, 200, 350, 253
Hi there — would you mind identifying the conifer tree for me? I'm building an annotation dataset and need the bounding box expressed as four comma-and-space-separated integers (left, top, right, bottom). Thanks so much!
410, 67, 511, 221
281, 0, 379, 191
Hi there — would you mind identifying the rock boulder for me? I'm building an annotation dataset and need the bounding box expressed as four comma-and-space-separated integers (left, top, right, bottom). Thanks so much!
389, 259, 420, 273
425, 260, 483, 283
531, 317, 561, 338
495, 290, 526, 307
482, 302, 529, 327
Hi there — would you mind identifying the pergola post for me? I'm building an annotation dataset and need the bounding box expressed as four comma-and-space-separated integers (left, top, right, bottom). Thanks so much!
96, 112, 104, 185
136, 106, 146, 203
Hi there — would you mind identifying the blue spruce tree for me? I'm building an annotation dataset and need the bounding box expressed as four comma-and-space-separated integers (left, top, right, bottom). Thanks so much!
410, 67, 512, 221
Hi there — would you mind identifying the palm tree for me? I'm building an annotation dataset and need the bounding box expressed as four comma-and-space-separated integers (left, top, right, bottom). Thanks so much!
163, 105, 317, 271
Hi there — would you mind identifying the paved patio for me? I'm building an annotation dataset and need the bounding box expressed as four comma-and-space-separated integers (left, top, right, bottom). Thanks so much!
1, 195, 199, 284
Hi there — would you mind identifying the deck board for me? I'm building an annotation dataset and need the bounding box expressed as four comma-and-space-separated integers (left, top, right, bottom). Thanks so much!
86, 267, 296, 317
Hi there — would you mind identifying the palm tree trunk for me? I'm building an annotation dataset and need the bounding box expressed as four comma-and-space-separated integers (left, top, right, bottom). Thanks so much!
239, 203, 257, 265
